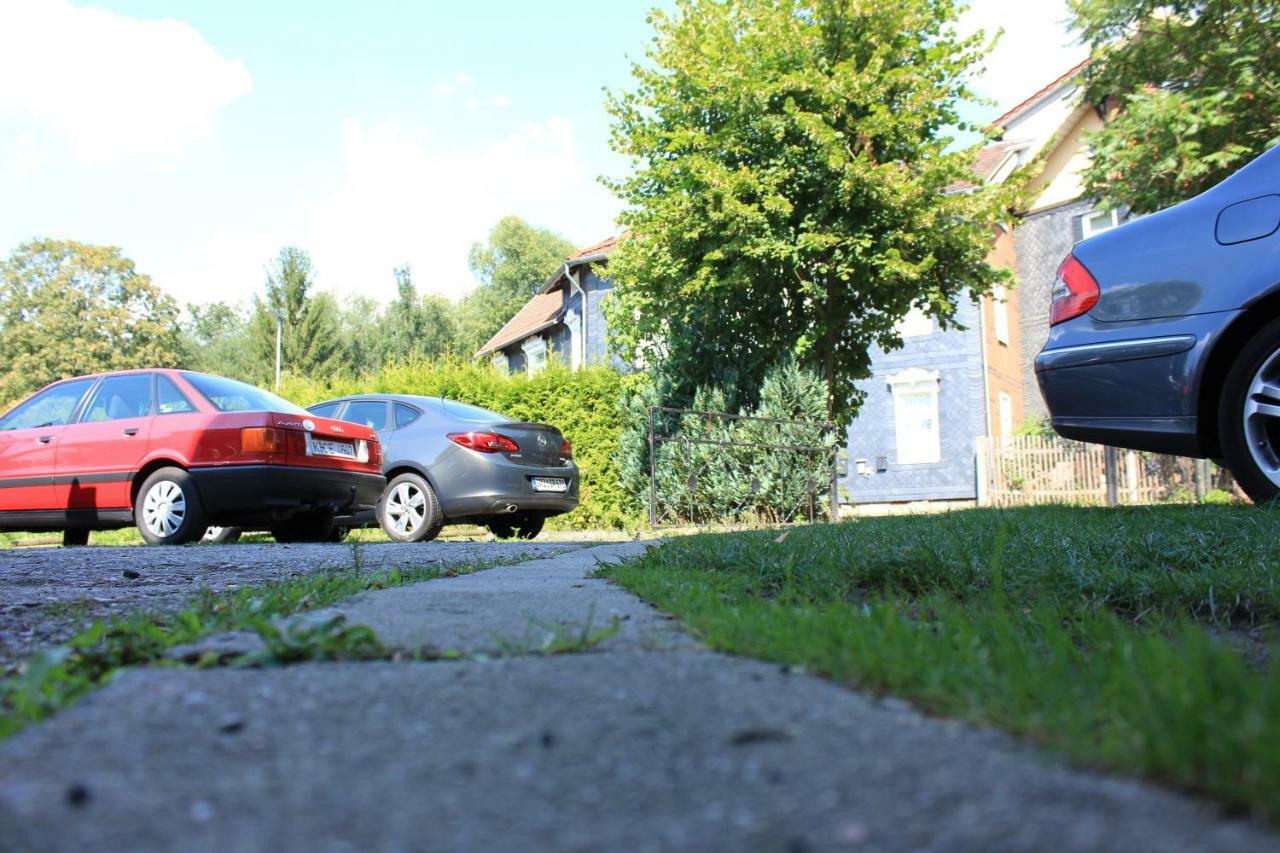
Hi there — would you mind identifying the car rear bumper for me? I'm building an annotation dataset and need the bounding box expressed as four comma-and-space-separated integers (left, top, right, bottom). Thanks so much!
428, 453, 581, 522
190, 464, 385, 524
1035, 311, 1238, 457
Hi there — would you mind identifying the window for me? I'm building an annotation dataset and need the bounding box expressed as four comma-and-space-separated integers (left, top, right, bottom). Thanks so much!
895, 306, 933, 338
184, 373, 307, 415
343, 401, 389, 431
992, 284, 1009, 345
0, 378, 95, 431
81, 374, 153, 423
998, 392, 1014, 442
564, 308, 583, 370
522, 337, 548, 376
156, 376, 195, 415
1081, 208, 1123, 238
308, 402, 341, 419
428, 398, 503, 423
394, 404, 422, 430
889, 368, 940, 465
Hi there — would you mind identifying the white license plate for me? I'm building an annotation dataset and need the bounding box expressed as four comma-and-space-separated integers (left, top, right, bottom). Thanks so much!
531, 477, 568, 493
308, 435, 356, 459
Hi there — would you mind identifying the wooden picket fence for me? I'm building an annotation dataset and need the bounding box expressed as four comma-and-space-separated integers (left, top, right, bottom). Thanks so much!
977, 435, 1225, 507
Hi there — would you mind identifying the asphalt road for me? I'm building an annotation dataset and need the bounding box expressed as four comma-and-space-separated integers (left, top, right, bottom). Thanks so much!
0, 540, 588, 669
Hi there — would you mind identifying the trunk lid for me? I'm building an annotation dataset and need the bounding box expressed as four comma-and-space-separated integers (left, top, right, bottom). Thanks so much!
495, 422, 566, 467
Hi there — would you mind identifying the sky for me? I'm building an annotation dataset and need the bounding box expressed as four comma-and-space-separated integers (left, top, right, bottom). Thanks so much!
0, 0, 1088, 309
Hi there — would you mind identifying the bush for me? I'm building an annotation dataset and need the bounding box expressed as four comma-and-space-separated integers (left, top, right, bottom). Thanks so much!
618, 359, 836, 526
279, 358, 635, 530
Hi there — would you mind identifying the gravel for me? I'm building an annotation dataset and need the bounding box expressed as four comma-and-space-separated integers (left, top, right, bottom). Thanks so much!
0, 540, 587, 669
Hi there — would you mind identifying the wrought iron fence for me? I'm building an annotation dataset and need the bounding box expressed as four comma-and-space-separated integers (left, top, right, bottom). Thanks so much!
646, 406, 839, 528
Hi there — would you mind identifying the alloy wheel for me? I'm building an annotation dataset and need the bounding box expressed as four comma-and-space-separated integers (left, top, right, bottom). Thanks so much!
385, 481, 426, 536
1243, 345, 1280, 489
142, 480, 187, 539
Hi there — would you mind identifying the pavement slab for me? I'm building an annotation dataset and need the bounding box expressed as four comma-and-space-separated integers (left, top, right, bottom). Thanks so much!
1, 542, 1277, 852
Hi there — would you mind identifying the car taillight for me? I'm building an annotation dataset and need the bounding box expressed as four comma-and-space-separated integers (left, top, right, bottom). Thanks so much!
240, 427, 305, 455
560, 439, 572, 460
448, 431, 519, 453
1050, 254, 1100, 325
361, 439, 382, 466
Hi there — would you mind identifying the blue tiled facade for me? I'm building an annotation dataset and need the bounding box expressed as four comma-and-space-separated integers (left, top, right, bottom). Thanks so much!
840, 299, 987, 504
492, 266, 616, 372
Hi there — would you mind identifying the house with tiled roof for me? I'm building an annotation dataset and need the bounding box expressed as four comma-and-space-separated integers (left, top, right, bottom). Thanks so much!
475, 234, 621, 374
480, 62, 1117, 512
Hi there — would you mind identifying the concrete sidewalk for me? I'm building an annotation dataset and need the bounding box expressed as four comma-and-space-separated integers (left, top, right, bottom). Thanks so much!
1, 542, 1275, 852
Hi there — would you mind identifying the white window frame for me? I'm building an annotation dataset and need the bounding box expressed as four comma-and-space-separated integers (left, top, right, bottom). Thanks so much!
491, 352, 509, 374
992, 284, 1009, 345
895, 306, 933, 339
888, 368, 941, 465
522, 337, 548, 376
998, 391, 1013, 442
1081, 208, 1123, 239
564, 307, 582, 370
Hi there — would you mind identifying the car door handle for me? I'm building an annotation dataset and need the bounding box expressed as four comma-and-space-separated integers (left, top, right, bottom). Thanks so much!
37, 435, 54, 444
123, 428, 139, 436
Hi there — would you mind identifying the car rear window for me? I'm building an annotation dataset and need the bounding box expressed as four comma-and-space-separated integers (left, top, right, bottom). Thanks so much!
428, 398, 504, 423
183, 373, 307, 415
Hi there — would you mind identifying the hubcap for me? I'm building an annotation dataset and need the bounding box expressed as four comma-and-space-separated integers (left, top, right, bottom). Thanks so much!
1243, 345, 1280, 488
142, 480, 187, 538
386, 482, 426, 535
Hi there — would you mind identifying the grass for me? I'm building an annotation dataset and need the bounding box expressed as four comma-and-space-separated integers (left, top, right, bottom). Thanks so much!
0, 544, 514, 739
606, 504, 1280, 821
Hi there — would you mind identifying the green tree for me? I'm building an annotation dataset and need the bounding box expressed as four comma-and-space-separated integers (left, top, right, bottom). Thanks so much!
456, 216, 575, 355
248, 247, 342, 384
1071, 0, 1280, 213
181, 301, 254, 379
604, 0, 1011, 422
0, 239, 182, 401
382, 265, 458, 363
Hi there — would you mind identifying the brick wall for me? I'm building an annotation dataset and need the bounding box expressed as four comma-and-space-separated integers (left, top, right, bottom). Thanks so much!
1013, 199, 1094, 416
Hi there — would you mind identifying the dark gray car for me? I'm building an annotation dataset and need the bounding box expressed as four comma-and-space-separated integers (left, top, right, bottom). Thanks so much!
307, 395, 579, 541
1036, 144, 1280, 503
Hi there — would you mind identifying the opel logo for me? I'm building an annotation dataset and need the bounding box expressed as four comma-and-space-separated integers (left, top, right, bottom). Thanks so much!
537, 434, 549, 449
302, 419, 316, 432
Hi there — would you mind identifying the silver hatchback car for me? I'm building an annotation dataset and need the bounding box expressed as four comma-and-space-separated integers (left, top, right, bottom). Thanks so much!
307, 394, 579, 541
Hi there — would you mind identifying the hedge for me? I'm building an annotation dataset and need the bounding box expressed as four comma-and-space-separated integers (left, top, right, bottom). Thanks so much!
279, 359, 636, 530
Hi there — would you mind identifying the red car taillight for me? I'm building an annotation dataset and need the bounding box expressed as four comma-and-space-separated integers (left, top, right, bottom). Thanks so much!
241, 427, 305, 455
365, 439, 382, 466
448, 431, 519, 453
1050, 254, 1100, 325
560, 439, 572, 460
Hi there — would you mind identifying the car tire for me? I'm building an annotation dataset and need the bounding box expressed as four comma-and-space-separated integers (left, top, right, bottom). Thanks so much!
377, 472, 443, 543
487, 513, 544, 541
135, 467, 208, 546
271, 512, 337, 543
202, 526, 242, 544
1218, 318, 1280, 504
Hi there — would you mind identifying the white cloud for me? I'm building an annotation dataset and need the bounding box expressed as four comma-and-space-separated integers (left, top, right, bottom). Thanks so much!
302, 115, 618, 303
0, 0, 251, 164
161, 113, 620, 307
959, 0, 1089, 116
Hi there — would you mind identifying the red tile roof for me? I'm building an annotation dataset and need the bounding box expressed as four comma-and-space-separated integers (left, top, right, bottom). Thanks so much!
475, 289, 564, 358
946, 141, 1022, 191
475, 232, 624, 358
990, 58, 1092, 131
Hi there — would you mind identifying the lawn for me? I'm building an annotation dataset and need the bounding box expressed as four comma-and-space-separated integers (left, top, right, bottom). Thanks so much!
606, 505, 1280, 820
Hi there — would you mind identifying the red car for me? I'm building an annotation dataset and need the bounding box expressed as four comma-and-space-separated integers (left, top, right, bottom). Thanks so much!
0, 369, 385, 546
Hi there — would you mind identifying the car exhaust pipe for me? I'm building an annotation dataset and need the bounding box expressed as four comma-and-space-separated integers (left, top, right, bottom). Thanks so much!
502, 503, 519, 514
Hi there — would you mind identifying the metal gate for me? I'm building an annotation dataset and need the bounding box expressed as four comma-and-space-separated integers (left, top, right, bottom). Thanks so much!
646, 406, 839, 529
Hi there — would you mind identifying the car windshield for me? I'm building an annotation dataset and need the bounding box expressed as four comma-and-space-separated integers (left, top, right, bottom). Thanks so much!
424, 398, 505, 423
183, 373, 308, 415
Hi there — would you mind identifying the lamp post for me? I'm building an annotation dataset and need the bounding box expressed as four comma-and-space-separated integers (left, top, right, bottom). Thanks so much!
269, 309, 284, 391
